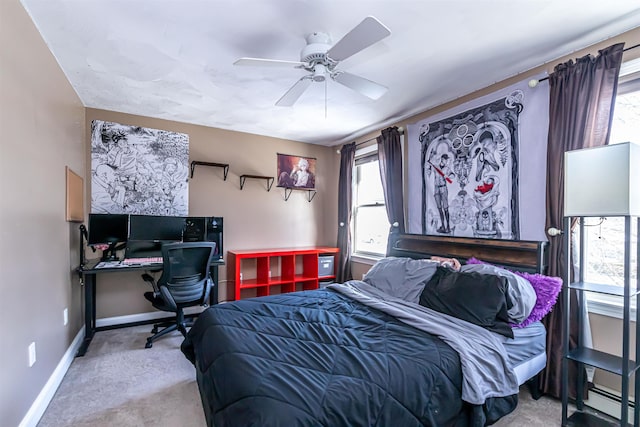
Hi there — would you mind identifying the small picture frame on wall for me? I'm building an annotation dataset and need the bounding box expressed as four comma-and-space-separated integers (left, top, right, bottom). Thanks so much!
65, 166, 84, 222
276, 153, 316, 190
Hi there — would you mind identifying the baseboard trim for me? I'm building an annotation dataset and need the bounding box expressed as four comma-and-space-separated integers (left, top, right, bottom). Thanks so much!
19, 308, 208, 426
95, 307, 205, 328
18, 326, 85, 427
584, 385, 635, 421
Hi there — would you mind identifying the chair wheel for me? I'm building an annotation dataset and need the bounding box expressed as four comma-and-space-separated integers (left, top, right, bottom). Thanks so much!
151, 326, 158, 334
145, 341, 153, 349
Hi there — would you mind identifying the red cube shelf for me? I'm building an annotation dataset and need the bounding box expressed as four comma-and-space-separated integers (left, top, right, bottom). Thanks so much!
226, 247, 339, 301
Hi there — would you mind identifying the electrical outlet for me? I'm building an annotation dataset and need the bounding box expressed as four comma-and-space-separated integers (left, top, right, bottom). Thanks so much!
63, 308, 68, 326
28, 342, 36, 367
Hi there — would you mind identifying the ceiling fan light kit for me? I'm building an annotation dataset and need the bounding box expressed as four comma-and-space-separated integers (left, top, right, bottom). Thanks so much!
311, 63, 327, 82
234, 16, 391, 107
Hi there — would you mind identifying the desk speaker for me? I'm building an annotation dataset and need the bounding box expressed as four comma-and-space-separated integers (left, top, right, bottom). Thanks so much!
183, 216, 223, 259
206, 217, 223, 259
183, 217, 206, 242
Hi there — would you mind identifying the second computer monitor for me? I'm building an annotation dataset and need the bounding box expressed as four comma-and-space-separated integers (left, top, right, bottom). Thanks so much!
125, 214, 222, 259
128, 215, 186, 242
126, 215, 185, 259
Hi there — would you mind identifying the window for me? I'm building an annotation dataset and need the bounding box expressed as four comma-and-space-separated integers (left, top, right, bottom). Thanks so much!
584, 59, 640, 317
583, 216, 639, 317
583, 217, 637, 286
353, 147, 389, 257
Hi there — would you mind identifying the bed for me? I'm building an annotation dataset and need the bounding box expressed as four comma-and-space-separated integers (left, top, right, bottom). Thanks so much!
182, 232, 558, 427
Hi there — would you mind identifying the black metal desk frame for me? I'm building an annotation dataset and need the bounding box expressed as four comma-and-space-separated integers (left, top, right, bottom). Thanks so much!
76, 259, 223, 357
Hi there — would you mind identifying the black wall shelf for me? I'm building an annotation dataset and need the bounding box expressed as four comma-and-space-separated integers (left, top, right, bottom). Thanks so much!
284, 187, 317, 202
190, 161, 229, 180
240, 175, 274, 191
189, 164, 316, 200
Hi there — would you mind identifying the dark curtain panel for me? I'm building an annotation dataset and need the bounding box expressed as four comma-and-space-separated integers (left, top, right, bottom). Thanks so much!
336, 142, 356, 283
377, 126, 406, 235
540, 43, 624, 399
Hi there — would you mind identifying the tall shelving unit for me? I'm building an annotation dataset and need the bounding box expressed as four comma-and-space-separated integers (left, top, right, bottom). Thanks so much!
561, 215, 640, 427
561, 142, 640, 426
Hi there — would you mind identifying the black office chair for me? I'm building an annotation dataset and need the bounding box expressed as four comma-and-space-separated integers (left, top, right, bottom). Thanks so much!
141, 242, 216, 348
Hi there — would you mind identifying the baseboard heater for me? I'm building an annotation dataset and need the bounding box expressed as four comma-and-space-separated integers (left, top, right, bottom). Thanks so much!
584, 385, 636, 421
591, 386, 635, 408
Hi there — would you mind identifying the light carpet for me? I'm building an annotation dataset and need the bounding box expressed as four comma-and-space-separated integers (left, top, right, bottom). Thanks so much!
39, 324, 571, 426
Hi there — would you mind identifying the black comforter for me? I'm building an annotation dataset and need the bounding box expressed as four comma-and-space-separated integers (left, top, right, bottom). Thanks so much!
182, 289, 516, 427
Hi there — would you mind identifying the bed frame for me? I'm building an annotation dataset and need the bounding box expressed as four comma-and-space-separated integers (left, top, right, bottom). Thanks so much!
387, 229, 548, 274
386, 230, 549, 400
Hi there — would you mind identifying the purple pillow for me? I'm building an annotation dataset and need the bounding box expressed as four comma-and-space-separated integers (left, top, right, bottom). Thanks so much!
466, 257, 562, 327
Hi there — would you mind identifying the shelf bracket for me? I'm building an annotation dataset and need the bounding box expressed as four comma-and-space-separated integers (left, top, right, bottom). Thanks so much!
283, 188, 317, 202
307, 190, 317, 202
190, 161, 229, 180
240, 175, 274, 191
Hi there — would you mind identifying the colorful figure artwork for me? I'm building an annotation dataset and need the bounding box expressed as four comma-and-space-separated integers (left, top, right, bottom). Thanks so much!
415, 91, 522, 239
90, 120, 189, 215
276, 153, 316, 190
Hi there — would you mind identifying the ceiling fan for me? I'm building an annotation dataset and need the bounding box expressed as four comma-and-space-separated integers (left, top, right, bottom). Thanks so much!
234, 16, 391, 107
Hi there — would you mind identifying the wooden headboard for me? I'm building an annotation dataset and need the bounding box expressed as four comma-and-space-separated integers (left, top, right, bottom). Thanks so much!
387, 230, 548, 274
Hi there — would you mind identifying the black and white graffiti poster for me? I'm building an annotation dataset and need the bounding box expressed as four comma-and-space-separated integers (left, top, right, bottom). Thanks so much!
90, 120, 189, 215
407, 77, 550, 241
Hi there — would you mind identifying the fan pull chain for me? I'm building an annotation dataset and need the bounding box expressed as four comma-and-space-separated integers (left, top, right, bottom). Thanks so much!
324, 79, 328, 118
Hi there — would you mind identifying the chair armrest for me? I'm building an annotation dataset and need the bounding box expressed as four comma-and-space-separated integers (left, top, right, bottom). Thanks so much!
159, 286, 178, 311
202, 277, 213, 307
141, 273, 159, 294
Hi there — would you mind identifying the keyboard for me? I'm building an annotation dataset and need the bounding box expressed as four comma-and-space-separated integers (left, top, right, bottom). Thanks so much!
122, 257, 162, 265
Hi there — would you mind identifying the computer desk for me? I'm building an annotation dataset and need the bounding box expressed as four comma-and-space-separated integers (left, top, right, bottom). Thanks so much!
76, 258, 224, 357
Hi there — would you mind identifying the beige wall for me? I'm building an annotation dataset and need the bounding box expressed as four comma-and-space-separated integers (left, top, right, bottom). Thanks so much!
0, 1, 86, 426
84, 110, 340, 315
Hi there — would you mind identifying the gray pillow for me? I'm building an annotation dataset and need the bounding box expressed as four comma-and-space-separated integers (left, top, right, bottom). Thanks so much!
460, 263, 537, 324
363, 257, 439, 303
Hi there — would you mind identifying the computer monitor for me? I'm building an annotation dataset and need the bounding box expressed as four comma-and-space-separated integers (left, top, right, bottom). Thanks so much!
124, 240, 165, 259
128, 215, 186, 242
126, 215, 186, 259
88, 213, 129, 245
88, 213, 129, 261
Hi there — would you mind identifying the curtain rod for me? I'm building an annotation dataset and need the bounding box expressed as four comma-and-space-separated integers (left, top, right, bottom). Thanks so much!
534, 43, 639, 85
349, 42, 639, 147
355, 129, 405, 147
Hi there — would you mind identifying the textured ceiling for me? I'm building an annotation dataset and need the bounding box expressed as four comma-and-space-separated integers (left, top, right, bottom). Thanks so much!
21, 0, 640, 146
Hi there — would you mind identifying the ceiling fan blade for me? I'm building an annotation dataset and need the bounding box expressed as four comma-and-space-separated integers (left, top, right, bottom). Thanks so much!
326, 16, 391, 62
234, 57, 305, 68
276, 77, 313, 106
333, 72, 387, 100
